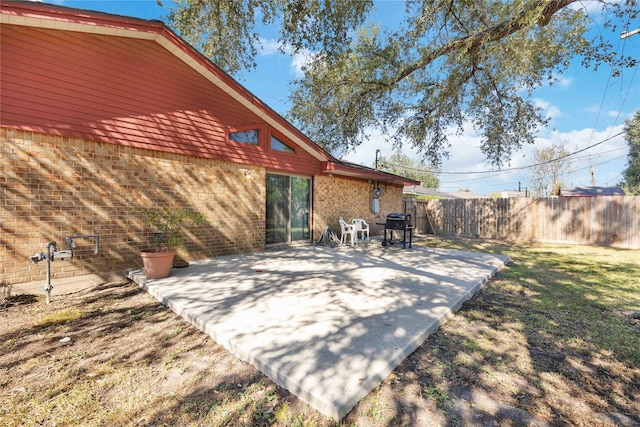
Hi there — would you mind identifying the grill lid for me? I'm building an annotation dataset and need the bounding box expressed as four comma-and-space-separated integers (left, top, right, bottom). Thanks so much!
386, 213, 411, 220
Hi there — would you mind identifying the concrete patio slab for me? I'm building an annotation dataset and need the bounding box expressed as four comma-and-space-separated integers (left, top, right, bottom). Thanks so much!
128, 242, 509, 420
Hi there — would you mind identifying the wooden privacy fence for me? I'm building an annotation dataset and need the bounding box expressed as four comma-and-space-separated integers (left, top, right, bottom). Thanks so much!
408, 196, 640, 249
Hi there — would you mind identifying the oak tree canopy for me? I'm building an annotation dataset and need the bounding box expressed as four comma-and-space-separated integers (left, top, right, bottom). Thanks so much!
622, 110, 640, 194
168, 0, 639, 167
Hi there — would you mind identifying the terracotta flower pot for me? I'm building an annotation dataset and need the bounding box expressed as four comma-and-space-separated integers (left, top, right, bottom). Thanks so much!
140, 249, 176, 279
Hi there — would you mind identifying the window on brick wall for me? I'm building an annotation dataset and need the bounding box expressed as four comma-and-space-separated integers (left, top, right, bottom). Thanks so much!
229, 129, 259, 145
270, 135, 295, 153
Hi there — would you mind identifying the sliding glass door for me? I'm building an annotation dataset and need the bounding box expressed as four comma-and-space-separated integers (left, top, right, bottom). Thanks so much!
290, 176, 311, 241
266, 174, 311, 244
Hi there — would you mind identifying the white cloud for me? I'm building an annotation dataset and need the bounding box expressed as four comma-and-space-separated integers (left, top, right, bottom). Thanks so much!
290, 50, 315, 77
534, 98, 562, 120
341, 121, 628, 194
569, 1, 603, 14
554, 74, 573, 88
258, 37, 315, 77
259, 38, 281, 56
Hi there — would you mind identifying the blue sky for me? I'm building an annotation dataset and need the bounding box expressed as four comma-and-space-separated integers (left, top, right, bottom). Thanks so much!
42, 0, 639, 194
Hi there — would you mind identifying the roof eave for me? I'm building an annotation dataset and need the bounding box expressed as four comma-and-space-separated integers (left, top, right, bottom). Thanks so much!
322, 161, 420, 186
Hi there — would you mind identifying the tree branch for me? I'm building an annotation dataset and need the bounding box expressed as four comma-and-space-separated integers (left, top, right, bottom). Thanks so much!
392, 0, 579, 85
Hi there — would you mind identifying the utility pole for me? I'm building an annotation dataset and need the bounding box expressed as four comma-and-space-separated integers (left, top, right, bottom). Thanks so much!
590, 157, 596, 186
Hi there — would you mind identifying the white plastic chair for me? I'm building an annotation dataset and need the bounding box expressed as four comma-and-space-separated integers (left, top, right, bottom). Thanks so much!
338, 217, 356, 246
352, 218, 369, 242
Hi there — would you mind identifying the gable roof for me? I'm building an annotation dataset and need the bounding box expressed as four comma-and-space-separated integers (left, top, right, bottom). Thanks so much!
559, 186, 626, 197
0, 0, 419, 187
403, 185, 461, 198
448, 190, 488, 199
491, 190, 530, 198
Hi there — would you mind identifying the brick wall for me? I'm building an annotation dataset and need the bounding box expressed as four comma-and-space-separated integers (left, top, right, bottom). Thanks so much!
1, 128, 265, 285
313, 175, 406, 238
1, 127, 408, 285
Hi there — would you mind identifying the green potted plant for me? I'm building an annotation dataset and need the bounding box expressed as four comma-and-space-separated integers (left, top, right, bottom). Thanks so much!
140, 208, 207, 279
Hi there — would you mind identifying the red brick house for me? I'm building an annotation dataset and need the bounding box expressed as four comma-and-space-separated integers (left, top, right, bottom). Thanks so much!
0, 0, 418, 285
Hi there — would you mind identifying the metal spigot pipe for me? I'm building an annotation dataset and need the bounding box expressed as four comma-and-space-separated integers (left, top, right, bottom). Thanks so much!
44, 241, 56, 304
45, 241, 57, 253
32, 236, 99, 304
65, 234, 100, 254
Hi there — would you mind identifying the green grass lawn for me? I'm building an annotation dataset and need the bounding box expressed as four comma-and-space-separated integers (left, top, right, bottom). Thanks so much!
409, 237, 640, 425
422, 237, 640, 362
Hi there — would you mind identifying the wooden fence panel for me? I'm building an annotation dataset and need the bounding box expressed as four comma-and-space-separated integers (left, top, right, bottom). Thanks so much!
414, 196, 640, 249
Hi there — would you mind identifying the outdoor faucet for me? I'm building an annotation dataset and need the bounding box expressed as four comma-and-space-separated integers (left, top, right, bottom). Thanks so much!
30, 241, 56, 264
29, 241, 59, 304
29, 235, 100, 304
30, 252, 45, 264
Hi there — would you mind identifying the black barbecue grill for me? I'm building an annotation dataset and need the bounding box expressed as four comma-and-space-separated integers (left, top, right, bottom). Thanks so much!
378, 213, 413, 249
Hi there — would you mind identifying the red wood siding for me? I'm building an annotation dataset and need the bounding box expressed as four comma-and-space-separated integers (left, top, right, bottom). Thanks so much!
0, 24, 322, 176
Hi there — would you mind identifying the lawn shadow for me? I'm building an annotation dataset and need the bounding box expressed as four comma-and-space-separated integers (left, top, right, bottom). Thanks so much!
404, 238, 640, 426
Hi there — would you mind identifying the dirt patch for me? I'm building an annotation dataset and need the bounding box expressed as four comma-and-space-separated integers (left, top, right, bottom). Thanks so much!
2, 247, 639, 427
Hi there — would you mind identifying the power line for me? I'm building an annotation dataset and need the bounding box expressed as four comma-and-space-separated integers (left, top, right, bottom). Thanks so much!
584, 0, 637, 156
436, 147, 628, 184
380, 131, 625, 176
438, 153, 628, 189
